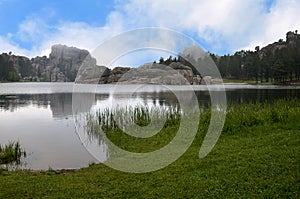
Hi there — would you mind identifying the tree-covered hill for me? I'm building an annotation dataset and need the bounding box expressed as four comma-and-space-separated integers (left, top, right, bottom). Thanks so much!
212, 31, 300, 83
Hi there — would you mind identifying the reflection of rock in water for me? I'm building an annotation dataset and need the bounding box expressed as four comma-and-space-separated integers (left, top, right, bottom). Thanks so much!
0, 94, 79, 119
50, 93, 73, 118
0, 95, 21, 112
72, 93, 96, 115
0, 94, 50, 112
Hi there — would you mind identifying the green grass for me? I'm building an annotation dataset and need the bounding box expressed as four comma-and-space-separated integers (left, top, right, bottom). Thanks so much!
0, 141, 26, 165
223, 78, 300, 85
0, 99, 299, 198
0, 79, 31, 83
222, 79, 275, 85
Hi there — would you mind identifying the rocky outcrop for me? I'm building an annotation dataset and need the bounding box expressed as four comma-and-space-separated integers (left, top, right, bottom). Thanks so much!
259, 31, 300, 58
76, 65, 110, 84
107, 67, 131, 83
0, 44, 220, 84
116, 63, 191, 85
0, 44, 218, 84
286, 31, 300, 44
77, 62, 205, 85
31, 56, 49, 81
0, 44, 97, 82
48, 44, 96, 81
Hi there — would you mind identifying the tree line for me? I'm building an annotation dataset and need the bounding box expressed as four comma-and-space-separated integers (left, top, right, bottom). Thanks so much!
157, 31, 300, 84
212, 39, 300, 83
0, 53, 20, 82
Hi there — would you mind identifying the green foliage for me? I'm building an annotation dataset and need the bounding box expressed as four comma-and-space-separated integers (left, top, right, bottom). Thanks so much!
215, 31, 300, 83
153, 31, 300, 84
7, 71, 20, 82
0, 141, 26, 165
0, 54, 21, 82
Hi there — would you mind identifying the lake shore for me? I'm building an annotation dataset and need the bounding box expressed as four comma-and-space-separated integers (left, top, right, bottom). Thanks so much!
223, 79, 300, 86
0, 99, 299, 198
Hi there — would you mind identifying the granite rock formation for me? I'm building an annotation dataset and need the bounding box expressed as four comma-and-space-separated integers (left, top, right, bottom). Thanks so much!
0, 44, 96, 82
1, 44, 218, 84
76, 62, 206, 85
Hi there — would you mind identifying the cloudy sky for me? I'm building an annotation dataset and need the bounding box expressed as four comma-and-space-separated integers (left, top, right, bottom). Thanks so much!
0, 0, 299, 58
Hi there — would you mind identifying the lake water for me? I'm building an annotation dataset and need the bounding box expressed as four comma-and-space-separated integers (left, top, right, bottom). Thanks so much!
0, 82, 299, 170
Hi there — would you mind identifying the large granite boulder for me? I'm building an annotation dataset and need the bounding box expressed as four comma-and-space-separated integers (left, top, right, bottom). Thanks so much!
76, 65, 110, 84
168, 62, 194, 83
116, 63, 192, 85
49, 44, 96, 81
107, 67, 131, 83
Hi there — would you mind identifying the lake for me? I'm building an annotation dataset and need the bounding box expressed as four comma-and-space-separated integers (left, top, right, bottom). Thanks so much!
0, 82, 299, 170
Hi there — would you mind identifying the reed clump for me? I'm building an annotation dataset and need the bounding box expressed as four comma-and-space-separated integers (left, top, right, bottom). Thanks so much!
0, 141, 26, 165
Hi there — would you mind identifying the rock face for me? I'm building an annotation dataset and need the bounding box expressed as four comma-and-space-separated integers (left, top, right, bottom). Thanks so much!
31, 56, 49, 81
76, 65, 110, 84
259, 31, 300, 58
116, 63, 191, 85
0, 44, 214, 84
107, 67, 131, 83
48, 45, 96, 82
76, 62, 204, 85
286, 31, 300, 44
0, 53, 35, 81
0, 44, 96, 82
118, 63, 196, 85
169, 62, 194, 83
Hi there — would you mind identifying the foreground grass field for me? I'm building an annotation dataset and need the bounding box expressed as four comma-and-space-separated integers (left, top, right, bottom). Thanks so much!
0, 99, 299, 198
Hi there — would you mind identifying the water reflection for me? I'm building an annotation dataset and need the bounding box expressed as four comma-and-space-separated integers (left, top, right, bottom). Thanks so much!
0, 94, 71, 117
225, 89, 300, 103
1, 89, 299, 116
0, 93, 97, 170
0, 83, 299, 170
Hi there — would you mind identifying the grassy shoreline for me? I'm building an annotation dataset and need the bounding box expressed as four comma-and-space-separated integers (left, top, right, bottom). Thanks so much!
223, 78, 300, 86
2, 79, 300, 86
0, 99, 299, 198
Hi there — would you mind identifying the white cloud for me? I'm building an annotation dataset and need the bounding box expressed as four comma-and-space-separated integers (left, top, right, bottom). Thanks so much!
1, 19, 124, 58
109, 0, 300, 53
91, 28, 195, 67
0, 36, 31, 56
40, 22, 116, 54
16, 18, 50, 43
243, 0, 300, 51
0, 0, 299, 58
109, 0, 270, 52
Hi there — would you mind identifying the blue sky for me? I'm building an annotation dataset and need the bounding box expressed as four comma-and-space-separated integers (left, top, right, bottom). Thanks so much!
0, 0, 113, 36
0, 0, 299, 63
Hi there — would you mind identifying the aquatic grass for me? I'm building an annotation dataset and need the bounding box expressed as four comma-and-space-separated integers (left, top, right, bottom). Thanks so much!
86, 105, 181, 135
85, 105, 182, 152
0, 141, 26, 165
